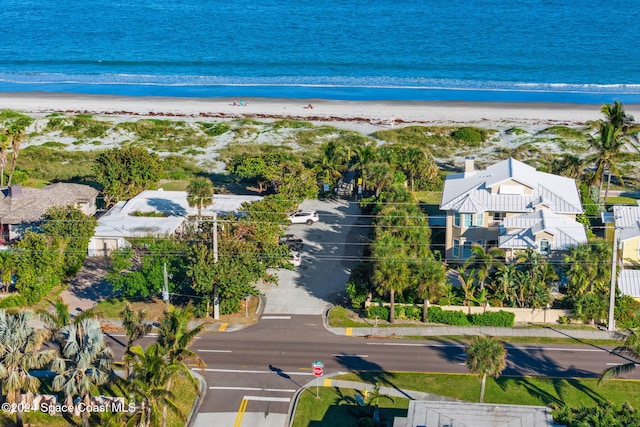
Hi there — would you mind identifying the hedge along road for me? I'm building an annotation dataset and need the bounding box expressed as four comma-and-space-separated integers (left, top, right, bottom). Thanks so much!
256, 198, 369, 315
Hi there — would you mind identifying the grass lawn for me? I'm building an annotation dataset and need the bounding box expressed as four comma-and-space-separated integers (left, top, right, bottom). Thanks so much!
292, 372, 640, 426
292, 386, 409, 427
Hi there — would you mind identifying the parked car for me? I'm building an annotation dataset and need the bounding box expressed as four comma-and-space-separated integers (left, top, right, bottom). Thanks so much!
280, 234, 303, 250
290, 251, 301, 267
288, 210, 319, 225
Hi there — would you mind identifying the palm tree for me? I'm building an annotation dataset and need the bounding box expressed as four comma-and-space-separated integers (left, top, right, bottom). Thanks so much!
126, 344, 187, 427
411, 259, 448, 322
319, 140, 345, 185
563, 241, 612, 297
367, 162, 395, 197
121, 304, 152, 378
601, 100, 634, 132
156, 304, 204, 427
0, 310, 57, 427
465, 245, 504, 291
457, 267, 476, 314
466, 336, 507, 403
588, 122, 626, 202
371, 233, 411, 324
353, 143, 377, 192
51, 318, 114, 427
6, 126, 25, 188
491, 264, 518, 307
186, 177, 214, 225
600, 329, 640, 384
38, 298, 71, 337
0, 130, 10, 187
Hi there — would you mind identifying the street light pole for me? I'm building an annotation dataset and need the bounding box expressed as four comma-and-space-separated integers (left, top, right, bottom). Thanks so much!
608, 226, 619, 331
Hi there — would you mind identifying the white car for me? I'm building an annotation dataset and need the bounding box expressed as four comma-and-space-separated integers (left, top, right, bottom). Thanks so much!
290, 251, 301, 267
288, 210, 319, 225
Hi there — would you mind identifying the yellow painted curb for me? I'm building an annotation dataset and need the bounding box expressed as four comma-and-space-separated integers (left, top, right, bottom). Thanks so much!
345, 327, 353, 336
323, 379, 332, 387
233, 398, 248, 427
218, 323, 228, 332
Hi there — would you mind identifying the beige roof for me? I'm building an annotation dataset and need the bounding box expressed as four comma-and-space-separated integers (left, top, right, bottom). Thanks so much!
0, 183, 98, 224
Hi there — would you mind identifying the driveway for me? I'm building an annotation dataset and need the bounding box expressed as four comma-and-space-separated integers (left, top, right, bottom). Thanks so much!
257, 198, 369, 315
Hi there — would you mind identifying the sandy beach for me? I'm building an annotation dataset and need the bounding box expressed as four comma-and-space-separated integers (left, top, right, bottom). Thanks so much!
2, 92, 639, 133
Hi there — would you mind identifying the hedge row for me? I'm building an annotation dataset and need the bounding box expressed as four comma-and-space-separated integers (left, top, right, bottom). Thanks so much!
365, 305, 515, 327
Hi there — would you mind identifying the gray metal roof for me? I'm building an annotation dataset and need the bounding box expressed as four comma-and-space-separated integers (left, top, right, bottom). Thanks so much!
440, 158, 583, 214
499, 209, 587, 250
619, 269, 640, 298
613, 202, 640, 242
397, 400, 557, 427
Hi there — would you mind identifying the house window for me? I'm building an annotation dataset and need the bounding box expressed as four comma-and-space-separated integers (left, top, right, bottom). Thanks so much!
539, 239, 550, 255
475, 212, 483, 227
463, 214, 473, 228
454, 213, 461, 227
453, 239, 460, 258
462, 241, 473, 258
493, 212, 505, 221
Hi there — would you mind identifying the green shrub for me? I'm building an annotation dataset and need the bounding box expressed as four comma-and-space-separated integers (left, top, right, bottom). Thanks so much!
0, 295, 27, 309
471, 310, 515, 327
451, 127, 486, 146
395, 305, 422, 321
427, 306, 471, 326
366, 305, 389, 321
615, 295, 640, 329
346, 281, 369, 309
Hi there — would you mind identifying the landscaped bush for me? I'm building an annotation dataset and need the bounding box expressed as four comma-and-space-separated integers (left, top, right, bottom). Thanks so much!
615, 295, 640, 329
394, 305, 422, 321
0, 294, 27, 308
366, 305, 389, 321
346, 281, 369, 309
471, 310, 515, 327
427, 306, 471, 326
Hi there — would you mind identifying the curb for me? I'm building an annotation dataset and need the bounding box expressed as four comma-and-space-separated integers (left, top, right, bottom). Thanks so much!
186, 370, 207, 427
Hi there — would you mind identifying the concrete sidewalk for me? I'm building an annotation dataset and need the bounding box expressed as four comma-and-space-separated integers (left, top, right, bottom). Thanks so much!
325, 323, 619, 341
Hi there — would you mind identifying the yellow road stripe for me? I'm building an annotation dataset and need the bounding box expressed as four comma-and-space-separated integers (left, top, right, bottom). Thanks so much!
345, 327, 353, 336
323, 379, 332, 387
233, 398, 248, 427
218, 323, 228, 332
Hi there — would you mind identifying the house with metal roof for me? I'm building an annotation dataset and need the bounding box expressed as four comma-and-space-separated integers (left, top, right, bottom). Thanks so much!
88, 189, 262, 256
0, 183, 99, 244
439, 157, 586, 261
607, 201, 640, 300
393, 400, 560, 427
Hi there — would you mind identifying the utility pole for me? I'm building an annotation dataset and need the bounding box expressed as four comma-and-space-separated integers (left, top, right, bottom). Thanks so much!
608, 225, 618, 331
213, 210, 220, 320
162, 262, 169, 303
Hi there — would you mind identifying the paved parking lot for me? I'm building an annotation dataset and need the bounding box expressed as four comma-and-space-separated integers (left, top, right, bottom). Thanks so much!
257, 198, 368, 315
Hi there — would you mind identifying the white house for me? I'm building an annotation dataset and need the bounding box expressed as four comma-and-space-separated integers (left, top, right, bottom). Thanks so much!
88, 189, 262, 256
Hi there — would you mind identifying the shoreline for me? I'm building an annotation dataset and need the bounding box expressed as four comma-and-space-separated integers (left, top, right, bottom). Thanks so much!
1, 92, 640, 132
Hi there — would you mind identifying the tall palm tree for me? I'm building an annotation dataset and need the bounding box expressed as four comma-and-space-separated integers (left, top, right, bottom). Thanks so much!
0, 310, 57, 427
0, 130, 10, 187
186, 177, 214, 225
353, 143, 377, 192
411, 259, 448, 322
367, 162, 395, 197
457, 267, 476, 314
51, 318, 114, 427
371, 232, 411, 324
121, 304, 152, 378
319, 140, 345, 185
588, 121, 626, 202
156, 304, 204, 427
126, 343, 187, 427
563, 241, 612, 297
600, 329, 640, 384
601, 100, 634, 132
466, 336, 507, 403
6, 126, 25, 188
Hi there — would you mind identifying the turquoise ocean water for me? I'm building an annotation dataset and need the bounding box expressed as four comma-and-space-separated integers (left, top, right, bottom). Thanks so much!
1, 0, 639, 103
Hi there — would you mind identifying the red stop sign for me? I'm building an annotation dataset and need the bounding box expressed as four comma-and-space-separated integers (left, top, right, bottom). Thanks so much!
313, 366, 324, 376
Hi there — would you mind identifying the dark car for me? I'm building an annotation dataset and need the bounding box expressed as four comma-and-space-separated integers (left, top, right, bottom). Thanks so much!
280, 234, 303, 250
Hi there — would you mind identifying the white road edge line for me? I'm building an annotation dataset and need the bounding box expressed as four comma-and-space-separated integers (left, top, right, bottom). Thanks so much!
195, 368, 314, 376
606, 363, 640, 366
333, 354, 368, 358
366, 342, 611, 352
197, 349, 232, 353
261, 316, 292, 320
244, 396, 291, 402
210, 386, 296, 392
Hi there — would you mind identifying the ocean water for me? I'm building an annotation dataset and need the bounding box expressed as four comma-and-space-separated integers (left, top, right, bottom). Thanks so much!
1, 0, 639, 103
